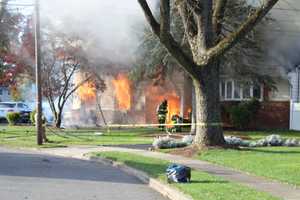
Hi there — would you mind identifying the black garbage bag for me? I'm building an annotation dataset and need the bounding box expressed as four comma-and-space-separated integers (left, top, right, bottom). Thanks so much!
166, 164, 191, 183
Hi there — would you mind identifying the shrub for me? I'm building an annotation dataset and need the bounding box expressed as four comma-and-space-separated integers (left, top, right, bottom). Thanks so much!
30, 109, 36, 125
228, 98, 261, 130
152, 136, 189, 149
6, 112, 21, 125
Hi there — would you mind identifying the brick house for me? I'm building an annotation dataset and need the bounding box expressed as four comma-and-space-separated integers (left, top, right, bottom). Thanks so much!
220, 66, 300, 130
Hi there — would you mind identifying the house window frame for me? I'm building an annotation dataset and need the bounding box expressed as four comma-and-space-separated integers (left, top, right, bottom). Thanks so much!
220, 79, 263, 101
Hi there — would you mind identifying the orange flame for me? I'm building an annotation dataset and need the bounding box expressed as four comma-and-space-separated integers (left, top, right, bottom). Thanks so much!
112, 74, 131, 111
166, 93, 180, 123
146, 86, 181, 124
77, 82, 97, 103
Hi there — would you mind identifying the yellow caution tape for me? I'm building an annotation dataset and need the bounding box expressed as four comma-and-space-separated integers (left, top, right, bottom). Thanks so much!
105, 122, 223, 128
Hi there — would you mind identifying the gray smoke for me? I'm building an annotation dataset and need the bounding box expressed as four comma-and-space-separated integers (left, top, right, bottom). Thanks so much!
39, 0, 158, 66
267, 0, 300, 73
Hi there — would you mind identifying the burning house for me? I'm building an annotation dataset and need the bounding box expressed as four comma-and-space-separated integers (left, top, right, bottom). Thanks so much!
64, 66, 192, 127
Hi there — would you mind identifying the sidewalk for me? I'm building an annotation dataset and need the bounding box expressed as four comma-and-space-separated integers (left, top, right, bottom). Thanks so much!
39, 146, 300, 200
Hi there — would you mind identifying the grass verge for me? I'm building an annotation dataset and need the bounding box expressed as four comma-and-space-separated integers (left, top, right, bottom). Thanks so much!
94, 151, 280, 200
0, 126, 154, 148
198, 147, 300, 186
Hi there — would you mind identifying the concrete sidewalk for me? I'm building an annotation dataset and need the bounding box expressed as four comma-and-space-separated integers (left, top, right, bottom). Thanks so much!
39, 146, 300, 200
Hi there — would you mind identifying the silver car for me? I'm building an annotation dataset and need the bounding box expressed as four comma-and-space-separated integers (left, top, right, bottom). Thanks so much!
0, 102, 32, 122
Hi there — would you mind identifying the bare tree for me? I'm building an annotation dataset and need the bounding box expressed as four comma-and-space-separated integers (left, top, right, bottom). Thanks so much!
41, 33, 91, 128
137, 0, 279, 147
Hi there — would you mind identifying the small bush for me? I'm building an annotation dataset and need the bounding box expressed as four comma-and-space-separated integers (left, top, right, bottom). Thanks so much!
6, 112, 21, 125
228, 99, 261, 130
152, 136, 189, 149
30, 110, 36, 124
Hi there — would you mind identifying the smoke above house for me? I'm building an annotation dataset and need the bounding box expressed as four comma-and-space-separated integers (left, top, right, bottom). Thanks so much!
266, 0, 300, 73
39, 0, 158, 66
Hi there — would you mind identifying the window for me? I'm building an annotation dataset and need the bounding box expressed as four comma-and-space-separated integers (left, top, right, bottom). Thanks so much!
220, 79, 263, 101
226, 81, 233, 99
242, 83, 251, 99
253, 84, 262, 99
234, 81, 241, 99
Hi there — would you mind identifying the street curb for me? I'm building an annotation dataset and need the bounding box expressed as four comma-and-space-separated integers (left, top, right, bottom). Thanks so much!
89, 156, 193, 200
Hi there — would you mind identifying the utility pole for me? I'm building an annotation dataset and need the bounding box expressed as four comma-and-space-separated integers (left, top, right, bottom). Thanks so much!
35, 0, 43, 145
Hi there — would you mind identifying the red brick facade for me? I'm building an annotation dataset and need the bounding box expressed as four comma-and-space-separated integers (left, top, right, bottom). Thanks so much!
221, 101, 290, 130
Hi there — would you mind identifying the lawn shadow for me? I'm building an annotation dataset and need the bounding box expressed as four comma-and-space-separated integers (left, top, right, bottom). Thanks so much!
189, 180, 229, 184
101, 157, 229, 185
241, 148, 300, 154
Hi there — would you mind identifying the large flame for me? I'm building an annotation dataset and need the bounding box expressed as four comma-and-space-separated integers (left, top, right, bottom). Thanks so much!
166, 92, 180, 123
112, 73, 131, 111
77, 81, 97, 103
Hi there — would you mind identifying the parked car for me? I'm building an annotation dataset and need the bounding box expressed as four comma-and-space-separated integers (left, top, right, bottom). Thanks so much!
0, 102, 32, 123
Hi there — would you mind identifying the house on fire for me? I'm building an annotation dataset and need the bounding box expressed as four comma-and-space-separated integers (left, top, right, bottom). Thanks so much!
64, 62, 299, 131
65, 66, 192, 128
64, 1, 300, 131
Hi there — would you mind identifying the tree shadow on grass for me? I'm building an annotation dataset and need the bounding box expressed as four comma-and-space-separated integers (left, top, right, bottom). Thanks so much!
189, 180, 229, 184
240, 148, 300, 154
103, 158, 229, 185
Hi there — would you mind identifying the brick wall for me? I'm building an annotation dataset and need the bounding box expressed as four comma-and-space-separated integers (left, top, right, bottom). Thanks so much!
221, 101, 290, 130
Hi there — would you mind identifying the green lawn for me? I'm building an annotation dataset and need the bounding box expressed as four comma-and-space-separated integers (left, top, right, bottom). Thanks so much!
94, 151, 279, 200
0, 126, 155, 148
198, 147, 300, 186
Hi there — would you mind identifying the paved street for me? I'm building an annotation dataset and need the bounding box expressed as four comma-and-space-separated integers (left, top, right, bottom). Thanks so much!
0, 147, 166, 200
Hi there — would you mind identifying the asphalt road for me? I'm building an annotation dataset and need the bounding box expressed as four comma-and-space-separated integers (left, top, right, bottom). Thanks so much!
0, 148, 166, 200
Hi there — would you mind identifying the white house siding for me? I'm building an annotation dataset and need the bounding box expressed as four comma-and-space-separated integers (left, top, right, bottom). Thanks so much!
0, 87, 11, 102
289, 69, 300, 102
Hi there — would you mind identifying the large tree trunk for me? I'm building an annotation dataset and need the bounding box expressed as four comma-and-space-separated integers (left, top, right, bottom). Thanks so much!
192, 62, 225, 146
190, 86, 196, 135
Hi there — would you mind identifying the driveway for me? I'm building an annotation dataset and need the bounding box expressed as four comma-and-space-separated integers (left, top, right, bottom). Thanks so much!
0, 147, 166, 200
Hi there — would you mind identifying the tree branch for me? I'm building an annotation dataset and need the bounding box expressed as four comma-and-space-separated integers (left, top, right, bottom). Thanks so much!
206, 0, 279, 64
160, 0, 170, 40
177, 1, 197, 37
212, 0, 227, 37
64, 75, 93, 103
137, 0, 160, 35
138, 0, 200, 77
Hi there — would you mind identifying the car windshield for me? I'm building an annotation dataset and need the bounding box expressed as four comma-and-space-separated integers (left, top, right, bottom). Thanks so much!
0, 103, 16, 108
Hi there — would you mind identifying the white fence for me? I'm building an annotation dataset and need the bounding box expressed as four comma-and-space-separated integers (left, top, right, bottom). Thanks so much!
290, 102, 300, 131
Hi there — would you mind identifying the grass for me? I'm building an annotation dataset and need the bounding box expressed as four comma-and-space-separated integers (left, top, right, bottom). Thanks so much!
0, 125, 155, 148
198, 147, 300, 186
94, 151, 280, 200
